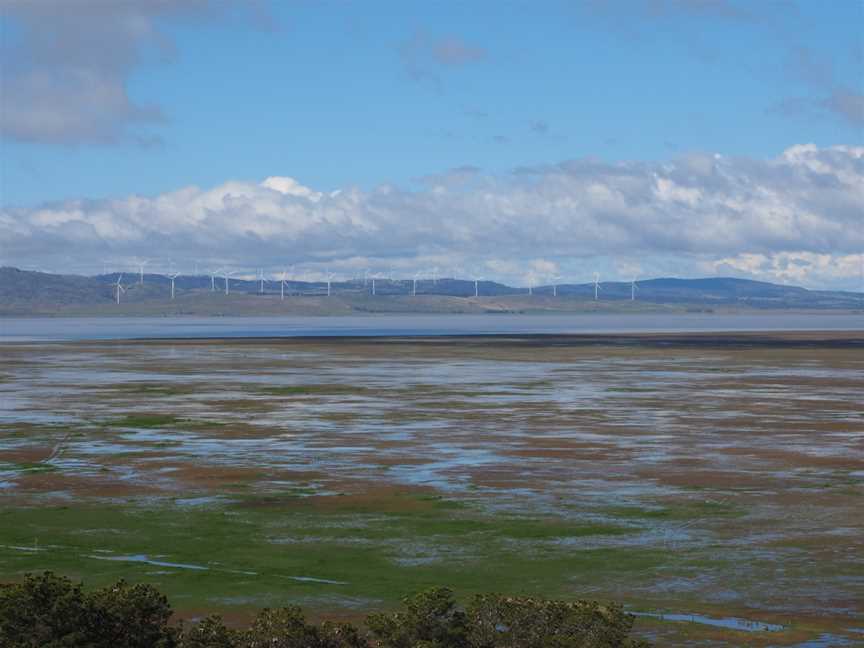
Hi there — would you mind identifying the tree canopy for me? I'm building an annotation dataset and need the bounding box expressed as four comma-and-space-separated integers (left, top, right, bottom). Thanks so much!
0, 572, 650, 648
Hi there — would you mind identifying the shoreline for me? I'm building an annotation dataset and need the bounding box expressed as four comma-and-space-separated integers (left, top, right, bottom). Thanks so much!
4, 330, 864, 347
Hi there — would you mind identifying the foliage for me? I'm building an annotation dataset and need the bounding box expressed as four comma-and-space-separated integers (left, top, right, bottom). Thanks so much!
0, 573, 650, 648
0, 572, 91, 647
466, 594, 650, 648
367, 588, 469, 648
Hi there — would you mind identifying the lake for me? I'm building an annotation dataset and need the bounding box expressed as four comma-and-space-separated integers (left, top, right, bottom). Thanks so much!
1, 312, 862, 342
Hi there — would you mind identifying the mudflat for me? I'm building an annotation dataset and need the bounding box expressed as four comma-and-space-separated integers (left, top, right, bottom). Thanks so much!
1, 332, 862, 646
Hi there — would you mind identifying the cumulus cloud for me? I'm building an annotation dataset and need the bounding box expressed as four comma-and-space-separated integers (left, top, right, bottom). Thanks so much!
2, 145, 862, 289
0, 0, 261, 145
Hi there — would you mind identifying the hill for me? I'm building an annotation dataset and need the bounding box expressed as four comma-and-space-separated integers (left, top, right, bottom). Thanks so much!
0, 267, 861, 316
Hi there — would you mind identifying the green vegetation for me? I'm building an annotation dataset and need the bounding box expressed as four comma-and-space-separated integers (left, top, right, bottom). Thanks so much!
601, 500, 744, 521
0, 573, 649, 647
0, 461, 57, 474
0, 499, 658, 611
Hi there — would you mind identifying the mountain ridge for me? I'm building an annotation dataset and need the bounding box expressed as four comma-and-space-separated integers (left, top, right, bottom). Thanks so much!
1, 266, 861, 315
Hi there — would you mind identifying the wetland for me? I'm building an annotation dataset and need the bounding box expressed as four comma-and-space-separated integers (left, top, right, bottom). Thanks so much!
0, 332, 862, 646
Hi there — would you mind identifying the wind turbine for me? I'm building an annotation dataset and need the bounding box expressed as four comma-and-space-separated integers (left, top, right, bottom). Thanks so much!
631, 276, 638, 301
412, 271, 422, 296
168, 271, 180, 300
326, 270, 335, 297
114, 274, 126, 305
136, 259, 149, 285
551, 274, 561, 297
593, 272, 600, 301
279, 268, 290, 300
258, 268, 265, 294
208, 268, 222, 292
223, 269, 235, 295
471, 272, 484, 298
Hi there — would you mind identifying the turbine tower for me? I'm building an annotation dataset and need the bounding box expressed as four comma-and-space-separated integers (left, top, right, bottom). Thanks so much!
168, 271, 180, 300
258, 268, 265, 294
114, 274, 126, 305
208, 268, 222, 292
136, 259, 149, 285
223, 269, 234, 295
472, 274, 483, 298
279, 268, 289, 300
326, 271, 335, 297
631, 276, 638, 301
593, 272, 600, 301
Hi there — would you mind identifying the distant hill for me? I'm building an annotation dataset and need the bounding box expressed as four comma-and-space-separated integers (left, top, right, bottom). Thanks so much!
0, 266, 861, 315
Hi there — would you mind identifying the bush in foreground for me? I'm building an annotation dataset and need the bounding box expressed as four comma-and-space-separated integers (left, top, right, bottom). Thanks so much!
0, 572, 650, 647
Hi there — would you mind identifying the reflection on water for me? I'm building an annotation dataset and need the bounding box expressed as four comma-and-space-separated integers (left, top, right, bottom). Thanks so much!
630, 611, 784, 632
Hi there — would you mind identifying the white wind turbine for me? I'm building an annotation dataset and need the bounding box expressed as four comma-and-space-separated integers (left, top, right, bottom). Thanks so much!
208, 268, 222, 292
279, 268, 290, 300
593, 272, 600, 301
471, 272, 484, 298
136, 259, 149, 285
326, 270, 335, 297
114, 274, 126, 305
412, 271, 422, 296
168, 271, 180, 300
258, 268, 266, 294
631, 276, 638, 301
223, 269, 235, 295
551, 274, 561, 297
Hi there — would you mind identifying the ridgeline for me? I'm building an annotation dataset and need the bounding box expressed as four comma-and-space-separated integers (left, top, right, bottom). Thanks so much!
1, 267, 861, 316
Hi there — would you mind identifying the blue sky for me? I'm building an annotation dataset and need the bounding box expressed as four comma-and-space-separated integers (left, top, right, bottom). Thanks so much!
1, 1, 862, 288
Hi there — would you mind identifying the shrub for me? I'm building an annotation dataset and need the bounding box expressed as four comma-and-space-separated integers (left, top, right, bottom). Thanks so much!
0, 573, 650, 648
366, 588, 469, 648
467, 594, 650, 648
0, 572, 92, 647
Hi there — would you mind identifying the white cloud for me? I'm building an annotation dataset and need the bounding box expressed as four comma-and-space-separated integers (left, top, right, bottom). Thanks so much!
1, 145, 862, 289
0, 0, 265, 145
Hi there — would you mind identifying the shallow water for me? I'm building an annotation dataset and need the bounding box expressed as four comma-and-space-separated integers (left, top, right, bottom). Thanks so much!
1, 336, 862, 646
630, 611, 784, 632
1, 312, 862, 341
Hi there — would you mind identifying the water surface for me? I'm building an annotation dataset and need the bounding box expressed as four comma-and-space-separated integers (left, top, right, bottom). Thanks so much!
1, 312, 862, 342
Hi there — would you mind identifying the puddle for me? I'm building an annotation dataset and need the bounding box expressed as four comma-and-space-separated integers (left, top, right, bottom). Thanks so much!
285, 575, 348, 585
631, 611, 784, 632
87, 553, 209, 571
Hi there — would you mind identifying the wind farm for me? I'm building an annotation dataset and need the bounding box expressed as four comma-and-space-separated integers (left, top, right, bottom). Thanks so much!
2, 265, 862, 316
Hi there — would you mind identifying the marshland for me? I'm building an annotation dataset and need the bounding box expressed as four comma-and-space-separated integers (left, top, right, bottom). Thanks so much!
1, 332, 862, 646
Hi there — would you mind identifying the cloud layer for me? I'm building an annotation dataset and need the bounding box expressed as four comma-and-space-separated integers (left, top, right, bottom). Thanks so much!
2, 145, 862, 289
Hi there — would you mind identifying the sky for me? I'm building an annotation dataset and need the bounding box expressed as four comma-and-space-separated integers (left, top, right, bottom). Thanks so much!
0, 0, 862, 289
